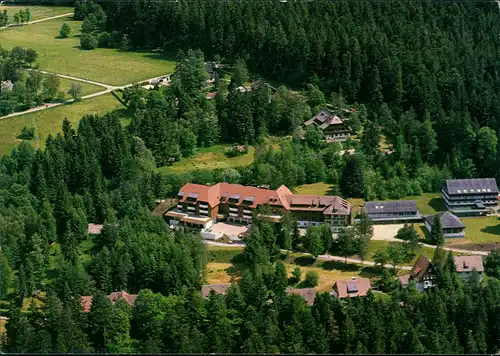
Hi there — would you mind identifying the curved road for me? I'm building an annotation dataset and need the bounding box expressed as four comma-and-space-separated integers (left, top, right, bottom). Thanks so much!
203, 240, 413, 271
0, 71, 172, 119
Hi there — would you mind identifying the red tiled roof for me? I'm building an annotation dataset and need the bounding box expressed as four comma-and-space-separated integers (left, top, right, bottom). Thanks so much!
80, 291, 138, 312
411, 254, 432, 281
399, 274, 410, 286
454, 255, 484, 273
333, 277, 371, 299
175, 183, 349, 214
201, 283, 231, 298
286, 194, 350, 215
87, 223, 103, 234
81, 296, 92, 313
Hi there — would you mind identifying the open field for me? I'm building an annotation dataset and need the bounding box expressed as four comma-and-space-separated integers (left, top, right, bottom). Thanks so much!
0, 94, 127, 154
0, 16, 176, 85
0, 5, 73, 21
57, 77, 104, 99
159, 145, 255, 174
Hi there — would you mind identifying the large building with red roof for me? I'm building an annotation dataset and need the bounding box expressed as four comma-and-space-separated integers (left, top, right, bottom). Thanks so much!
166, 183, 351, 231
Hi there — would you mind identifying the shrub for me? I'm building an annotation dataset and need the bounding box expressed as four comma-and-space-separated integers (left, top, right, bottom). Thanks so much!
59, 23, 71, 38
292, 267, 302, 284
97, 31, 111, 48
20, 126, 36, 140
225, 144, 249, 158
80, 33, 97, 50
304, 270, 319, 287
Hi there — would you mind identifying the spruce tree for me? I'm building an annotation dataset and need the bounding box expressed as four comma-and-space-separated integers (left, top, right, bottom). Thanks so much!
430, 214, 445, 246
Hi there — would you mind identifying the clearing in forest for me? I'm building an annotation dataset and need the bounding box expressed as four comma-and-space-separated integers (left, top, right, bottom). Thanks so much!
0, 16, 176, 86
159, 145, 255, 174
205, 260, 380, 293
0, 94, 127, 154
294, 182, 334, 196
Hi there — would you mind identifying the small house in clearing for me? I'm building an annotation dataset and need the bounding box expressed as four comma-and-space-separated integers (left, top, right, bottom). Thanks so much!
400, 254, 484, 290
454, 255, 484, 282
399, 254, 436, 292
424, 212, 465, 238
81, 290, 138, 312
304, 109, 351, 141
331, 277, 372, 299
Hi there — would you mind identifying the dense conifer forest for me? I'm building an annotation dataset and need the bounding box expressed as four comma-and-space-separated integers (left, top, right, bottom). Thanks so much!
4, 0, 500, 354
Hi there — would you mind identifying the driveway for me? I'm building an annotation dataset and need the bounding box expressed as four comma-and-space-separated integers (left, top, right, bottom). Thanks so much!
372, 224, 405, 242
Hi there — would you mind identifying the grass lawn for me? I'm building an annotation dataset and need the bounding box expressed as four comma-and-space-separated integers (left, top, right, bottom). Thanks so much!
459, 216, 500, 243
349, 197, 366, 207
206, 245, 384, 292
294, 182, 335, 196
57, 77, 105, 99
159, 144, 255, 174
206, 259, 377, 292
0, 5, 73, 21
402, 193, 445, 215
0, 16, 176, 86
0, 94, 127, 154
366, 240, 436, 264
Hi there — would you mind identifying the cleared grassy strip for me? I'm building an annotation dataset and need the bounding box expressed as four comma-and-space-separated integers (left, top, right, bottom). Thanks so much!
0, 94, 127, 154
0, 16, 175, 85
159, 145, 255, 174
294, 182, 334, 196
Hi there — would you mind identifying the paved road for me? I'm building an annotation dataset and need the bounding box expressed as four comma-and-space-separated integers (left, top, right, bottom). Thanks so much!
203, 240, 413, 271
0, 12, 74, 30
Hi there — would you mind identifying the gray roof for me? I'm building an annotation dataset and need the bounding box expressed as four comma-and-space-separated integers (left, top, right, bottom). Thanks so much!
424, 212, 465, 229
365, 200, 417, 214
445, 178, 498, 195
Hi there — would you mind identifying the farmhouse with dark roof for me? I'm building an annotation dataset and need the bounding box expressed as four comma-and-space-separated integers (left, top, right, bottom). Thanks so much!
304, 109, 351, 141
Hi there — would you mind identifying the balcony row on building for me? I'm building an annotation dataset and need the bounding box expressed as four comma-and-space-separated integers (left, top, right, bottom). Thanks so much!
166, 182, 352, 232
165, 178, 498, 239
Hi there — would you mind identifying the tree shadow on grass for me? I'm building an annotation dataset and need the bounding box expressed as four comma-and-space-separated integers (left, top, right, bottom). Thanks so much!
428, 197, 446, 212
293, 255, 316, 266
320, 260, 360, 272
481, 224, 500, 235
359, 266, 384, 278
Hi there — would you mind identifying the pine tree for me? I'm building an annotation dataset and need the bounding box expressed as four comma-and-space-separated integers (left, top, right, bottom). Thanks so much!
340, 156, 365, 198
430, 214, 445, 246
